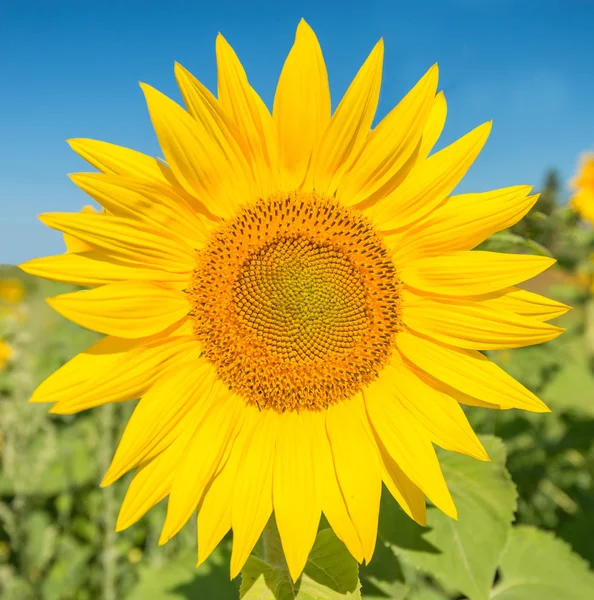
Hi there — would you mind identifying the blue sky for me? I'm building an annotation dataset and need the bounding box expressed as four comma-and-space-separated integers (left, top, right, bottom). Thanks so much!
1, 0, 593, 264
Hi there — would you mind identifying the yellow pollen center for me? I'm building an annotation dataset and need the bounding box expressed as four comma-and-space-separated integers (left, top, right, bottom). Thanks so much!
234, 236, 367, 361
189, 191, 402, 412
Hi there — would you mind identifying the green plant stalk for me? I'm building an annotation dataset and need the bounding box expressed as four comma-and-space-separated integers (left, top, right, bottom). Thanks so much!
100, 403, 117, 600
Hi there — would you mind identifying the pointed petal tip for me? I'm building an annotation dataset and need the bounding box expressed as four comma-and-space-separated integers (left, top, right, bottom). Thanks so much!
100, 469, 120, 488
28, 393, 51, 405
229, 560, 242, 581
173, 61, 187, 75
114, 518, 128, 533
47, 403, 67, 414
37, 212, 54, 225
18, 260, 32, 274
363, 546, 375, 565
195, 552, 208, 569
157, 529, 171, 546
297, 16, 310, 29
477, 448, 491, 462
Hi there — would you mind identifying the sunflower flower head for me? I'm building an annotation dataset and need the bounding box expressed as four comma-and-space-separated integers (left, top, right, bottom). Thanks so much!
0, 279, 25, 305
570, 152, 594, 224
21, 19, 567, 582
0, 339, 13, 369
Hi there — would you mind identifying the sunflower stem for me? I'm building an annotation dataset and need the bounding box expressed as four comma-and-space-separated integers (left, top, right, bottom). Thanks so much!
100, 403, 117, 600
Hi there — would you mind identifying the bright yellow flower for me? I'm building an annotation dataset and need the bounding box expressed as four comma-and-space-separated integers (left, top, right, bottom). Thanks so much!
0, 340, 12, 369
570, 153, 594, 223
21, 20, 567, 581
0, 279, 25, 304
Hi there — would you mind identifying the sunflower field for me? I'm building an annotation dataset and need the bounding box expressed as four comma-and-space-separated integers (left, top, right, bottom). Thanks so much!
1, 165, 593, 600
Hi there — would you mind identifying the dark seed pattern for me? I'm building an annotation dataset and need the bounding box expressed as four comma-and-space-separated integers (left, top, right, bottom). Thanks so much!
188, 191, 402, 412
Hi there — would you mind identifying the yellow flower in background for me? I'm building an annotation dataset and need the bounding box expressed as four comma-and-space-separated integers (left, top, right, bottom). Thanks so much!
0, 279, 25, 304
0, 339, 13, 369
21, 20, 568, 581
570, 153, 594, 223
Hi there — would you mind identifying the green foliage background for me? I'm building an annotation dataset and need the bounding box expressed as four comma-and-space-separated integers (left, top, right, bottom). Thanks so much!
1, 171, 594, 599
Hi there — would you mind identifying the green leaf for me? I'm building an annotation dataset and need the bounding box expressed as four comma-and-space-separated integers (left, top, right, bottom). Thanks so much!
381, 436, 517, 600
124, 546, 237, 600
41, 535, 94, 600
490, 525, 594, 599
542, 336, 594, 417
21, 510, 57, 573
359, 540, 408, 599
241, 529, 361, 599
476, 232, 553, 257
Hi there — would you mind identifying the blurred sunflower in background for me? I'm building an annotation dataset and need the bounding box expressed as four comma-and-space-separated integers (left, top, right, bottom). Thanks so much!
21, 19, 568, 581
0, 278, 25, 369
0, 339, 13, 370
570, 153, 594, 224
0, 279, 25, 306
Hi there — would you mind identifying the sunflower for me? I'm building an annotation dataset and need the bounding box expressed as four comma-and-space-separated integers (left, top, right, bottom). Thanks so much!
0, 339, 12, 370
0, 279, 25, 305
570, 153, 594, 224
21, 19, 568, 581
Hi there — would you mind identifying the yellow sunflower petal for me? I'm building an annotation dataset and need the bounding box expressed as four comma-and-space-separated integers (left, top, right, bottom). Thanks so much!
101, 359, 218, 487
395, 329, 550, 412
61, 205, 101, 253
326, 397, 382, 563
273, 19, 331, 190
389, 187, 536, 262
39, 212, 194, 273
115, 422, 196, 532
368, 121, 491, 229
216, 34, 278, 197
364, 379, 457, 519
47, 281, 189, 339
196, 418, 255, 567
20, 251, 187, 288
273, 410, 321, 582
310, 39, 384, 195
230, 407, 278, 578
402, 288, 563, 350
385, 357, 489, 460
141, 82, 252, 218
376, 441, 427, 526
414, 370, 503, 410
417, 90, 447, 160
47, 330, 197, 414
160, 389, 242, 544
308, 411, 365, 563
70, 173, 213, 246
174, 62, 257, 198
30, 335, 139, 404
478, 287, 571, 321
67, 138, 169, 182
337, 64, 438, 207
401, 251, 556, 296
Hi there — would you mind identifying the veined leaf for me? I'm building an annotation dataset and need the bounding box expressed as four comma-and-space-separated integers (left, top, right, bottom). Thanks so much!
241, 529, 361, 599
381, 436, 517, 600
490, 525, 594, 599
